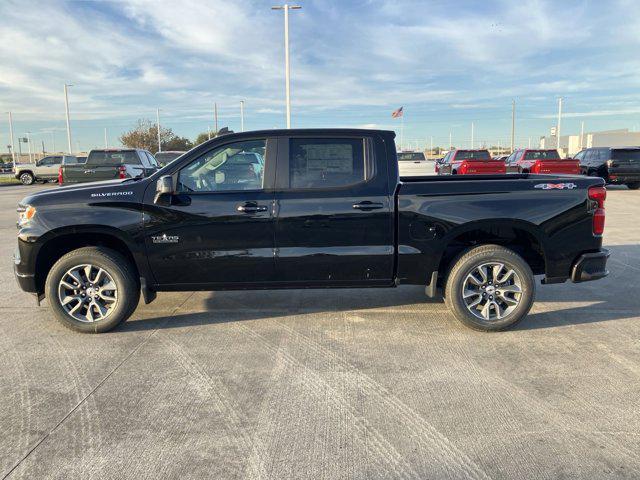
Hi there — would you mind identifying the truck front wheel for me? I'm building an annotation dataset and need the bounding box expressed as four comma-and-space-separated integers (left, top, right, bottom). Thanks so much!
45, 247, 140, 333
20, 172, 34, 185
444, 245, 535, 331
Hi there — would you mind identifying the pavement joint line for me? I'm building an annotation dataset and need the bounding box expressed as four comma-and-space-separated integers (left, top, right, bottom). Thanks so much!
1, 335, 151, 479
0, 316, 174, 480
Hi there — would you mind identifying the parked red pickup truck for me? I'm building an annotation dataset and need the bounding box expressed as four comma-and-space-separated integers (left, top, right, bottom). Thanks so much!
505, 149, 580, 175
438, 149, 506, 175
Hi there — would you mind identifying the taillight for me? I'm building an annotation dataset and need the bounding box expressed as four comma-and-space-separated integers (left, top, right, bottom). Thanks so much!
58, 166, 63, 184
588, 185, 606, 235
118, 165, 127, 179
531, 160, 542, 174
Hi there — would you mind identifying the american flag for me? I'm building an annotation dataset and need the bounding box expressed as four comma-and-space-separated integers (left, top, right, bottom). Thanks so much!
391, 106, 403, 118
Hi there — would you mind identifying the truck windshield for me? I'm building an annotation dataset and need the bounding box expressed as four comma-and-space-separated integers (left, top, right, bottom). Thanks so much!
87, 151, 141, 165
612, 149, 640, 162
456, 150, 490, 161
524, 150, 560, 160
398, 152, 426, 161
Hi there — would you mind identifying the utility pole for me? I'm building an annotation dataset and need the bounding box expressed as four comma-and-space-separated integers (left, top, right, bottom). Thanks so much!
528, 137, 531, 148
214, 102, 218, 134
26, 131, 32, 162
471, 122, 474, 149
156, 108, 162, 153
64, 84, 73, 154
104, 127, 108, 149
7, 112, 15, 162
240, 100, 245, 132
207, 125, 211, 140
449, 131, 452, 151
557, 97, 563, 151
580, 121, 585, 149
272, 4, 301, 128
510, 99, 516, 153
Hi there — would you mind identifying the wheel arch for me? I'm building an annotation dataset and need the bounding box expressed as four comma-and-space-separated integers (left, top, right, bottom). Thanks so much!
34, 226, 143, 294
435, 220, 548, 282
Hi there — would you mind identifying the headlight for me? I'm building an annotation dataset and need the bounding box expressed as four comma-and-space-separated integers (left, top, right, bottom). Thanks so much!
17, 205, 36, 227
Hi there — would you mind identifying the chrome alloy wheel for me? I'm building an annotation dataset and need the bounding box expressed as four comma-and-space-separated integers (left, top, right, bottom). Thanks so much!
462, 262, 522, 321
57, 264, 118, 322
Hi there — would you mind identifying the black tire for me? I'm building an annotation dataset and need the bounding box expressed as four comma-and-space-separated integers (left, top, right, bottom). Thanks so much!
626, 182, 640, 190
444, 244, 535, 331
19, 172, 34, 185
45, 247, 139, 333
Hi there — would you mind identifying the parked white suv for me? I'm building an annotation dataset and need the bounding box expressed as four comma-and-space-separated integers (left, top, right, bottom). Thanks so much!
14, 155, 77, 185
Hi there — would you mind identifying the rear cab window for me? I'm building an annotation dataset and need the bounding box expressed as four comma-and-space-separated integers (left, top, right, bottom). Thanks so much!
397, 152, 426, 161
611, 149, 640, 162
87, 150, 142, 166
524, 150, 560, 160
288, 137, 373, 189
455, 150, 491, 161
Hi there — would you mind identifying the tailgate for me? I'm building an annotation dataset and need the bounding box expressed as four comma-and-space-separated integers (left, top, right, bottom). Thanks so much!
464, 161, 506, 174
536, 160, 580, 174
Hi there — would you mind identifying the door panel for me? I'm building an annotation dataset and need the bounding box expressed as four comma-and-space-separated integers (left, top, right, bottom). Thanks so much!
273, 135, 394, 286
144, 137, 277, 286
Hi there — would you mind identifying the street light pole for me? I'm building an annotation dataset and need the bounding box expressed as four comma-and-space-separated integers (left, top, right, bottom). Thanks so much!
510, 99, 515, 153
240, 100, 245, 132
26, 131, 32, 162
104, 127, 108, 149
272, 4, 301, 129
64, 84, 73, 154
471, 122, 474, 149
557, 97, 563, 152
214, 102, 218, 135
7, 112, 15, 162
449, 131, 452, 151
156, 108, 162, 153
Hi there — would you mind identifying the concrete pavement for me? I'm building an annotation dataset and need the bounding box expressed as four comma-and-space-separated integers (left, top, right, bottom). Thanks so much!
0, 183, 639, 479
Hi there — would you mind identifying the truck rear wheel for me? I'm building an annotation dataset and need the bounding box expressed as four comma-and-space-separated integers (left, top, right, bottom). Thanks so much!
445, 245, 535, 331
45, 247, 139, 333
626, 182, 640, 190
19, 172, 34, 185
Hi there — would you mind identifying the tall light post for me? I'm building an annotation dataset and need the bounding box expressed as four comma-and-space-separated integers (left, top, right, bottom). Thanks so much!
104, 127, 108, 149
556, 97, 563, 152
156, 108, 162, 153
449, 131, 452, 151
26, 131, 33, 162
272, 4, 301, 129
7, 112, 15, 162
240, 100, 245, 132
510, 99, 516, 153
214, 102, 218, 135
64, 84, 73, 153
471, 122, 475, 149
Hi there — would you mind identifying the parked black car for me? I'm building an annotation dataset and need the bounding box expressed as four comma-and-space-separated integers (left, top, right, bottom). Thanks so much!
14, 129, 609, 333
575, 147, 640, 189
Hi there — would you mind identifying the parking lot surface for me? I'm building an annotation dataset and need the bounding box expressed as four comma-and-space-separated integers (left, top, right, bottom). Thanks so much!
1, 183, 639, 479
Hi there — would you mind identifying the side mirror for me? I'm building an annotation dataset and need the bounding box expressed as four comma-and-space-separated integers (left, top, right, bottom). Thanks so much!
154, 175, 174, 205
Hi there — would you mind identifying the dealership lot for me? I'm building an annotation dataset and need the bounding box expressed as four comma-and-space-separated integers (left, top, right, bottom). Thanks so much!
0, 183, 639, 479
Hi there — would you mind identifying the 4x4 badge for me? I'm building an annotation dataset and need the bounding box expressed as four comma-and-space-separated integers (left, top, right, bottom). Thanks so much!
152, 234, 179, 244
534, 183, 577, 190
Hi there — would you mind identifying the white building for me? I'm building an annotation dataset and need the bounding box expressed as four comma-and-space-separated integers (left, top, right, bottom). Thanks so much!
540, 128, 640, 157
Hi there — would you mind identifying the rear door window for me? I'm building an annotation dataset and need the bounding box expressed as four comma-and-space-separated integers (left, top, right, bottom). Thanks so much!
289, 138, 370, 189
524, 150, 560, 160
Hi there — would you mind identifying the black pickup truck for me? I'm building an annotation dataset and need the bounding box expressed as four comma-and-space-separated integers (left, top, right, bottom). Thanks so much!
14, 129, 609, 333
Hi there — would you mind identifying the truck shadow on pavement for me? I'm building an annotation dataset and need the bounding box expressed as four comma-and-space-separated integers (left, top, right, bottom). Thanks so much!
121, 244, 639, 333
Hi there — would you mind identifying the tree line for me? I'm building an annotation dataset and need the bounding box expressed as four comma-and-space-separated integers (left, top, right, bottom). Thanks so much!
119, 119, 224, 154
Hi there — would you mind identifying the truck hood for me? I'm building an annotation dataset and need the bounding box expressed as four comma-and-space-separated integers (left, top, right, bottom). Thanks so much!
19, 178, 148, 207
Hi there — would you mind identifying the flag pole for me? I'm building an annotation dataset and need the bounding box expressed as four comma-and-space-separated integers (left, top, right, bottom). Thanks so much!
400, 114, 404, 151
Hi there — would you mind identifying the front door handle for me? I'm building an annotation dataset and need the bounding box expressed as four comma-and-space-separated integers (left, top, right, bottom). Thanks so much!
84, 169, 95, 174
237, 202, 268, 213
352, 201, 384, 211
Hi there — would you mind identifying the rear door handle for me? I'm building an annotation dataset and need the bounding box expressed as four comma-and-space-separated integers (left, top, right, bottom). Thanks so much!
237, 202, 268, 213
84, 169, 95, 174
352, 201, 384, 211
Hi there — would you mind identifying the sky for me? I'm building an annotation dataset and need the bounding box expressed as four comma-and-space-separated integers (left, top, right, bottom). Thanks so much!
1, 0, 640, 153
